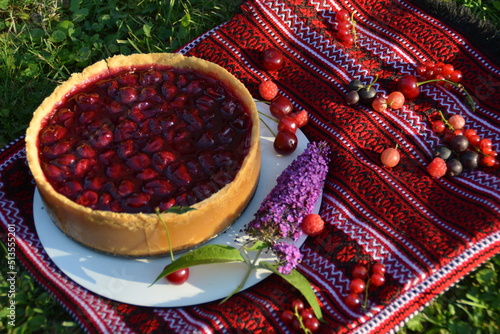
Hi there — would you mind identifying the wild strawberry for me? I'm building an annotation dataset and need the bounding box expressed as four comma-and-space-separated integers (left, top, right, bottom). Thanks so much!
258, 80, 278, 101
301, 214, 325, 236
427, 157, 447, 178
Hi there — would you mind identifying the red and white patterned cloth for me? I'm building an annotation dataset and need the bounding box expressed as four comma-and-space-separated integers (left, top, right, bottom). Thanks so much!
1, 0, 499, 333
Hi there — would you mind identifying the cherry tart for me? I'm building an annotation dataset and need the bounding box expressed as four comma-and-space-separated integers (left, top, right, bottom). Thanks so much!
26, 53, 261, 257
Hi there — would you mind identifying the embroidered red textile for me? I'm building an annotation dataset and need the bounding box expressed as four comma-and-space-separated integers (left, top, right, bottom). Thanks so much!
1, 0, 499, 333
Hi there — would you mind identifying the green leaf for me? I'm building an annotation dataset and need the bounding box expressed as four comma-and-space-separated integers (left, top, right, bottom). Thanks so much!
405, 316, 424, 331
50, 30, 67, 43
244, 240, 270, 251
151, 244, 245, 285
57, 20, 75, 33
260, 262, 323, 321
162, 206, 196, 214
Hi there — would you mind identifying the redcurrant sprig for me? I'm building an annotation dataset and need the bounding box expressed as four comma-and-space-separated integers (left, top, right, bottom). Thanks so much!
280, 298, 321, 333
344, 262, 387, 311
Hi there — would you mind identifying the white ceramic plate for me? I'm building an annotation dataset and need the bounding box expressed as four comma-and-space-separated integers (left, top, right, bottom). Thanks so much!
33, 101, 320, 307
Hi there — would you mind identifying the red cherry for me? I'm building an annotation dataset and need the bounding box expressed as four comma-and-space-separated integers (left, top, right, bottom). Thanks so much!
274, 130, 298, 155
397, 74, 420, 99
262, 48, 284, 71
165, 267, 190, 285
270, 96, 293, 119
277, 116, 298, 133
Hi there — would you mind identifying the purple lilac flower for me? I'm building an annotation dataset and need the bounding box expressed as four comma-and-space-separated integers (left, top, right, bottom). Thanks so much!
245, 141, 330, 273
272, 242, 303, 275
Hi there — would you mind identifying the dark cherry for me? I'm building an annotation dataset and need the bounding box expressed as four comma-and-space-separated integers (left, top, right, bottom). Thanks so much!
270, 96, 293, 119
277, 116, 298, 133
262, 48, 284, 71
274, 130, 298, 155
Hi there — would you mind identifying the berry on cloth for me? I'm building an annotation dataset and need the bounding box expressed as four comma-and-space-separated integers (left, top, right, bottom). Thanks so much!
258, 80, 278, 101
301, 214, 325, 236
427, 157, 447, 178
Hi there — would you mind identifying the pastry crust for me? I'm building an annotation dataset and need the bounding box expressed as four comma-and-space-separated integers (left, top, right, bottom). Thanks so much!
26, 53, 261, 257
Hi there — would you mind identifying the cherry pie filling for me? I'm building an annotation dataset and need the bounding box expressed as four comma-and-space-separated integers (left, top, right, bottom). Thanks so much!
38, 66, 253, 214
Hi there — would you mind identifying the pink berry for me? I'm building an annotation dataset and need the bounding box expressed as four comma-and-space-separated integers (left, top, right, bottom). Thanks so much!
259, 80, 278, 100
427, 157, 447, 178
301, 214, 325, 236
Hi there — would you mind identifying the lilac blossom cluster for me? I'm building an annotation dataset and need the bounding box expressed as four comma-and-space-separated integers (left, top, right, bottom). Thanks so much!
245, 141, 330, 274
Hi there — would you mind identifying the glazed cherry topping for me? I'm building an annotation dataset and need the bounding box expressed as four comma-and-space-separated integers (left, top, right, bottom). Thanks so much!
38, 66, 253, 213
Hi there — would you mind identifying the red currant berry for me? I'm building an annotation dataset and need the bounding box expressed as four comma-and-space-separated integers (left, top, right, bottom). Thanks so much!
469, 134, 481, 146
397, 74, 420, 99
280, 309, 295, 324
349, 278, 366, 294
345, 293, 362, 310
449, 70, 463, 83
291, 299, 305, 312
274, 130, 298, 155
372, 263, 386, 276
463, 128, 477, 140
165, 268, 190, 285
370, 273, 386, 286
424, 61, 435, 71
262, 48, 284, 71
432, 120, 446, 133
341, 34, 355, 47
480, 155, 496, 167
337, 26, 350, 38
300, 308, 315, 320
479, 138, 493, 154
442, 63, 454, 76
416, 64, 427, 77
352, 265, 368, 280
304, 317, 321, 332
336, 9, 350, 22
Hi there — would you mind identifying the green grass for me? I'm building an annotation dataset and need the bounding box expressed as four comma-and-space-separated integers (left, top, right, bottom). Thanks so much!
0, 0, 499, 333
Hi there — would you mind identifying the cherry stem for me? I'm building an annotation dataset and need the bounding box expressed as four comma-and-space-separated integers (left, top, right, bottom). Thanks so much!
156, 208, 175, 262
417, 79, 475, 112
258, 114, 277, 137
365, 75, 379, 90
220, 248, 263, 304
